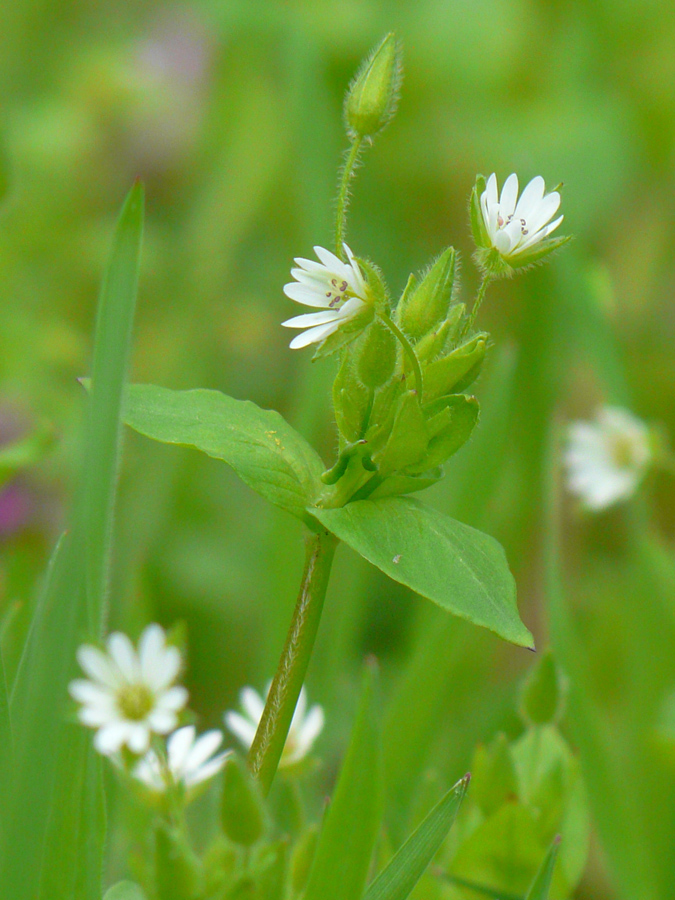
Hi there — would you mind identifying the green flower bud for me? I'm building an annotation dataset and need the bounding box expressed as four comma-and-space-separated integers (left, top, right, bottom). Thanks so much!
344, 33, 402, 140
406, 394, 479, 474
155, 822, 202, 900
424, 334, 488, 401
397, 248, 458, 340
471, 733, 517, 817
414, 303, 465, 363
520, 649, 566, 725
290, 826, 318, 894
357, 319, 398, 389
333, 355, 372, 443
221, 755, 266, 847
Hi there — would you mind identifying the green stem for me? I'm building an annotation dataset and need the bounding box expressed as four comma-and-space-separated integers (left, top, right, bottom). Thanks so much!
377, 310, 424, 400
462, 273, 492, 338
248, 529, 338, 794
335, 137, 363, 258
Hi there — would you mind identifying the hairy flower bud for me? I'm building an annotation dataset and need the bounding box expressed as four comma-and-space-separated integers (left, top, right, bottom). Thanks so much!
344, 33, 402, 140
397, 248, 458, 340
357, 319, 398, 389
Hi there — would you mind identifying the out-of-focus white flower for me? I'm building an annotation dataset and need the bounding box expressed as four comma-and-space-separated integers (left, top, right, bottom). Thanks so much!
69, 624, 188, 756
564, 407, 652, 510
132, 725, 228, 793
480, 173, 563, 261
225, 685, 324, 767
282, 244, 369, 349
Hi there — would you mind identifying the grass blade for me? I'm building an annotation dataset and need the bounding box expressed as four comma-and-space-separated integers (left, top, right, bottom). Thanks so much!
364, 773, 469, 900
525, 838, 560, 900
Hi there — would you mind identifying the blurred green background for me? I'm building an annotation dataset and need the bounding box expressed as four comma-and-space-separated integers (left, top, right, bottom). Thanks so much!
2, 1, 675, 897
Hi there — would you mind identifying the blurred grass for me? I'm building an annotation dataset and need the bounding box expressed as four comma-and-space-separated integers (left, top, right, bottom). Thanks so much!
1, 1, 675, 897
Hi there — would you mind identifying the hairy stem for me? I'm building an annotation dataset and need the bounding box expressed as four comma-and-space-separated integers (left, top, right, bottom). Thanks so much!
335, 137, 364, 258
248, 529, 337, 794
462, 273, 492, 338
377, 310, 424, 400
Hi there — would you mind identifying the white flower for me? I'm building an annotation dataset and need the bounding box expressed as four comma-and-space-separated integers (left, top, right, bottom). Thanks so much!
225, 684, 324, 768
564, 407, 652, 510
480, 173, 563, 260
132, 725, 229, 793
69, 624, 188, 756
282, 244, 369, 349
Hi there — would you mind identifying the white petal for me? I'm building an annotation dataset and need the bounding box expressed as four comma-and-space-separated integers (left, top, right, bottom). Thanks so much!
69, 679, 114, 709
225, 711, 257, 748
499, 173, 519, 219
289, 321, 340, 350
147, 709, 177, 734
185, 730, 223, 773
150, 645, 181, 690
94, 721, 130, 755
184, 752, 229, 788
494, 229, 514, 254
78, 705, 116, 727
514, 175, 545, 220
127, 723, 151, 753
107, 633, 140, 682
283, 282, 332, 309
240, 687, 265, 724
337, 296, 367, 320
167, 725, 196, 772
295, 705, 324, 754
282, 310, 342, 329
290, 687, 308, 734
343, 243, 367, 295
138, 624, 167, 686
293, 256, 331, 274
76, 646, 121, 690
522, 192, 560, 238
485, 173, 498, 209
156, 685, 189, 712
314, 245, 351, 280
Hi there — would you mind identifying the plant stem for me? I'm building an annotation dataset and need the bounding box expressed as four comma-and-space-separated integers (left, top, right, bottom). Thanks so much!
462, 273, 492, 338
335, 137, 363, 258
377, 310, 424, 399
248, 529, 338, 794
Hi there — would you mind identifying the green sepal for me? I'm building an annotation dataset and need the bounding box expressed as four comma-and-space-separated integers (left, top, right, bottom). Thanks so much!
508, 234, 572, 270
414, 302, 465, 363
333, 355, 372, 443
312, 304, 375, 361
154, 821, 203, 900
406, 395, 478, 472
344, 33, 402, 139
291, 825, 319, 894
375, 390, 428, 475
369, 468, 443, 500
221, 755, 266, 847
398, 248, 458, 340
469, 174, 490, 250
357, 319, 398, 389
471, 732, 517, 817
520, 649, 567, 726
424, 335, 488, 401
358, 257, 390, 312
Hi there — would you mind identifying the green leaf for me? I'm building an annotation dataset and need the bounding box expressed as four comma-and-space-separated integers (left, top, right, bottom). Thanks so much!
103, 883, 148, 900
312, 497, 533, 647
304, 663, 383, 900
0, 424, 55, 491
121, 383, 325, 522
375, 391, 428, 475
364, 774, 469, 900
525, 838, 561, 900
0, 641, 11, 805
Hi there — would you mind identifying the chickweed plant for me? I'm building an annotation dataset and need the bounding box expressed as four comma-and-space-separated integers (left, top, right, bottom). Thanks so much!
2, 32, 627, 900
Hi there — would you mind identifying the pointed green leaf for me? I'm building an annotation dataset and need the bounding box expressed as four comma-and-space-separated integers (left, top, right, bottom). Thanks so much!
0, 642, 11, 805
304, 663, 383, 900
103, 883, 148, 900
364, 774, 469, 900
120, 383, 324, 521
525, 838, 561, 900
312, 497, 532, 647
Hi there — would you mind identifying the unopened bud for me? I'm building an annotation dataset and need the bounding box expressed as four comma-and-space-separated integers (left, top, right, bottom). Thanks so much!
398, 248, 458, 340
345, 34, 402, 140
221, 755, 266, 847
414, 303, 465, 363
424, 334, 488, 401
406, 394, 479, 473
357, 319, 398, 389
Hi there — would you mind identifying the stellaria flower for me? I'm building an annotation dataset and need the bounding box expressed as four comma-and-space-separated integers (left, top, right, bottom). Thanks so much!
564, 407, 651, 510
471, 173, 566, 270
132, 725, 229, 794
225, 685, 324, 768
282, 244, 369, 349
69, 624, 188, 755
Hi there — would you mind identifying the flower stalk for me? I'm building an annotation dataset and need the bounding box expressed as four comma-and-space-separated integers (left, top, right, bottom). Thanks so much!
335, 137, 363, 259
247, 529, 337, 794
462, 272, 493, 339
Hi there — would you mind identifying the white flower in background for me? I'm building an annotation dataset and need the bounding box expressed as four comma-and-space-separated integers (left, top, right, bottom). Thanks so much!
69, 624, 188, 756
132, 725, 229, 793
225, 685, 324, 767
480, 173, 563, 260
564, 407, 652, 510
282, 244, 369, 349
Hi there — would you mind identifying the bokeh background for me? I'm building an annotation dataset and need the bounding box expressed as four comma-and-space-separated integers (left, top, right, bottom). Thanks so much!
2, 1, 675, 897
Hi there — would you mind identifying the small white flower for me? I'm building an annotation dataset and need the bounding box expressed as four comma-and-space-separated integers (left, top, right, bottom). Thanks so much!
480, 173, 563, 260
132, 725, 229, 793
69, 624, 188, 756
564, 407, 652, 510
225, 684, 324, 768
282, 244, 369, 349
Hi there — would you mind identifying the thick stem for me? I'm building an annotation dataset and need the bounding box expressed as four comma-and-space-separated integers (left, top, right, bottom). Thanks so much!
335, 137, 364, 258
248, 529, 338, 794
377, 310, 424, 400
462, 273, 492, 338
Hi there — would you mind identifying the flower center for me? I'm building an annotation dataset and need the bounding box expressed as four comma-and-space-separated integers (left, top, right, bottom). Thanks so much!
496, 213, 528, 236
609, 434, 637, 470
117, 683, 154, 721
325, 276, 350, 308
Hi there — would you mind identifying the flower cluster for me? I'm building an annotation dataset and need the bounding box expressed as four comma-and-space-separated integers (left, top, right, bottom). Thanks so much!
70, 624, 324, 798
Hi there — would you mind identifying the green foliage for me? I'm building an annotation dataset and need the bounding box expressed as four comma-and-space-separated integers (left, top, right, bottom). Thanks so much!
525, 838, 561, 900
154, 821, 203, 900
103, 883, 147, 900
313, 496, 533, 647
344, 33, 402, 139
397, 248, 458, 340
364, 774, 469, 900
120, 384, 325, 523
221, 754, 267, 847
521, 650, 566, 726
304, 663, 384, 900
423, 335, 488, 401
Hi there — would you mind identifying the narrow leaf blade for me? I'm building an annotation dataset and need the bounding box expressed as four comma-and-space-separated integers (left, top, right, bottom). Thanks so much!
313, 497, 533, 647
364, 774, 469, 900
304, 663, 383, 900
525, 838, 561, 900
121, 383, 325, 521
